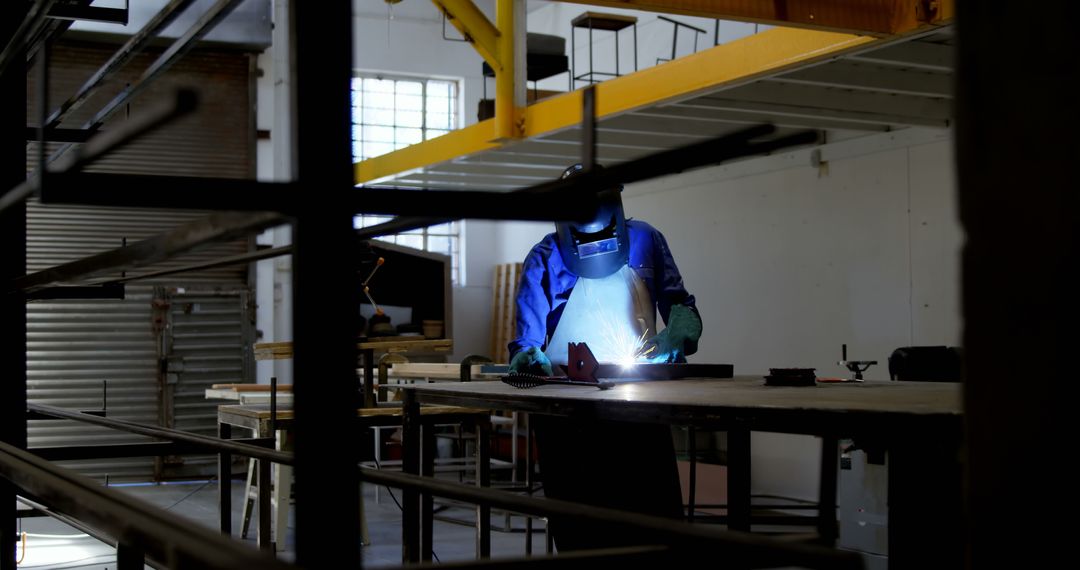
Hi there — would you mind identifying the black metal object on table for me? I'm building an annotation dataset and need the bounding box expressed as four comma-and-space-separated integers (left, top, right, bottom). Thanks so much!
837, 343, 877, 381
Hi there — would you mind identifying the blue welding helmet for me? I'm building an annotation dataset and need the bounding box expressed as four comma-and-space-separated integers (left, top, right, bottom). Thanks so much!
554, 163, 629, 279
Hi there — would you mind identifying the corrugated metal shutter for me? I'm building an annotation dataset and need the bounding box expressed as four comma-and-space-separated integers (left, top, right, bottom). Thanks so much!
157, 286, 254, 478
26, 41, 256, 481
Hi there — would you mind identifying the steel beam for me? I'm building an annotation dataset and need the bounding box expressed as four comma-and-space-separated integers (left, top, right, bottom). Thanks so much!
769, 60, 953, 98
27, 403, 291, 465
25, 283, 124, 301
29, 439, 274, 462
432, 0, 500, 68
10, 211, 284, 293
543, 0, 953, 36
48, 0, 243, 165
46, 3, 128, 24
357, 126, 819, 238
23, 126, 94, 143
45, 0, 197, 129
361, 466, 861, 569
356, 27, 874, 184
0, 441, 297, 570
290, 0, 362, 566
958, 1, 1077, 568
0, 1, 56, 78
0, 3, 30, 569
2, 88, 198, 215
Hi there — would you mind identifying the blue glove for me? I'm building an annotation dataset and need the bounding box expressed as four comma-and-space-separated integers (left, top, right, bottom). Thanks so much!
645, 305, 702, 363
509, 346, 553, 376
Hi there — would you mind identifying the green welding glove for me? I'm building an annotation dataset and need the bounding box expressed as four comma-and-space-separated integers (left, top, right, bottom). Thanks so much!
646, 305, 703, 363
509, 346, 553, 376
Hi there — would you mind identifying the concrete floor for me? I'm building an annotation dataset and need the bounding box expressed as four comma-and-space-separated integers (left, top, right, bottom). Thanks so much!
16, 477, 544, 569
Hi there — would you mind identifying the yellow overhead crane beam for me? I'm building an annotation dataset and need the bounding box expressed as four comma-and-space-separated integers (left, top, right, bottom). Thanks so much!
354, 0, 954, 185
542, 1, 953, 37
432, 0, 525, 142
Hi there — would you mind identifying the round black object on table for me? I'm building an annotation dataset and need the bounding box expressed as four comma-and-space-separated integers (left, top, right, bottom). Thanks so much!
764, 368, 817, 386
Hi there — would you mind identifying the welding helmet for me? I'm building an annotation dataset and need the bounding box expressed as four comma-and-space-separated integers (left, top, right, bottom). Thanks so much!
554, 163, 629, 279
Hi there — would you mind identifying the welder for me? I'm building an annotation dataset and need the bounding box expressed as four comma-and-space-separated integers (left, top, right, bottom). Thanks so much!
507, 163, 702, 551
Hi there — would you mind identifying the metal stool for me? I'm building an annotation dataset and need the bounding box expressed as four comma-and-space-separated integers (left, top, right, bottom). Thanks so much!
570, 12, 637, 89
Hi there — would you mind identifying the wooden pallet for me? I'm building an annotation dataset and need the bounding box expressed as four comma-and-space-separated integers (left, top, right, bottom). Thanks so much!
489, 262, 522, 362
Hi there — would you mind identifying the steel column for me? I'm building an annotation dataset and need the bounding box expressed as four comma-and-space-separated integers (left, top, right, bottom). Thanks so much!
0, 2, 29, 568
218, 423, 233, 536
290, 3, 361, 566
401, 390, 421, 563
476, 418, 491, 559
817, 436, 838, 544
727, 427, 751, 531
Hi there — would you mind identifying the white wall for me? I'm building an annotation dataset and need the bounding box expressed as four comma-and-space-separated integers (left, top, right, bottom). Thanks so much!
495, 130, 962, 500
354, 1, 501, 362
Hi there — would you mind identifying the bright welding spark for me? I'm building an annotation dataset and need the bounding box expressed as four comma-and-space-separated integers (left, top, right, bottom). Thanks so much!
585, 289, 652, 366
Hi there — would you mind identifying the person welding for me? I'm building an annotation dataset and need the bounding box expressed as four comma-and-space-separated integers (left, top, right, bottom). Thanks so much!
507, 163, 703, 551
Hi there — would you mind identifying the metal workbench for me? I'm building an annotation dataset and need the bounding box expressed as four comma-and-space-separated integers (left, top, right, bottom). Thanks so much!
399, 376, 963, 566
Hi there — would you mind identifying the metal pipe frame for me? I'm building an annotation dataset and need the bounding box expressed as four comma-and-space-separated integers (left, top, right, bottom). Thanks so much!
46, 3, 129, 25
1, 87, 199, 215
30, 438, 274, 462
289, 0, 362, 566
99, 245, 293, 285
47, 0, 244, 166
10, 211, 285, 293
359, 467, 862, 569
1, 3, 30, 568
27, 403, 292, 466
0, 441, 297, 570
0, 0, 57, 78
44, 0, 195, 129
356, 125, 819, 239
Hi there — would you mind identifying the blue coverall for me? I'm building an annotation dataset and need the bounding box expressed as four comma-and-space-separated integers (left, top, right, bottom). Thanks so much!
508, 219, 699, 360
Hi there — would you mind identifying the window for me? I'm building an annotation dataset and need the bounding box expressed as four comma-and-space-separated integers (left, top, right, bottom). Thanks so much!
352, 74, 463, 284
351, 75, 458, 161
353, 216, 463, 285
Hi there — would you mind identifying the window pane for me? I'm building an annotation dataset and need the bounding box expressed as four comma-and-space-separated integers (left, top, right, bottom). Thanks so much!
397, 234, 424, 250
352, 141, 363, 159
396, 94, 423, 111
426, 112, 451, 130
425, 129, 448, 140
363, 107, 395, 126
396, 81, 422, 95
351, 124, 363, 141
363, 141, 394, 158
365, 90, 395, 110
395, 110, 422, 127
364, 78, 394, 93
427, 235, 451, 255
428, 222, 454, 234
426, 81, 450, 98
396, 127, 423, 145
367, 125, 395, 143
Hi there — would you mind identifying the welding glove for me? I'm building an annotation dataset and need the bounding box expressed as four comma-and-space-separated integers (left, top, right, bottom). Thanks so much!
645, 305, 703, 363
509, 346, 554, 376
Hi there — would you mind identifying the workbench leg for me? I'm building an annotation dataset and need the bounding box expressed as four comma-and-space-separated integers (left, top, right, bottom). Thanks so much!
889, 438, 963, 569
362, 348, 375, 408
115, 542, 143, 570
401, 390, 421, 564
727, 427, 751, 531
818, 436, 839, 545
688, 425, 697, 522
240, 458, 256, 539
258, 458, 272, 552
524, 413, 532, 557
218, 422, 232, 536
273, 429, 292, 552
476, 418, 491, 559
421, 424, 435, 563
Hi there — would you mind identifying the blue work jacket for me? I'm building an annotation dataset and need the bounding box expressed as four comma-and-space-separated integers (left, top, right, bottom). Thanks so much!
508, 220, 698, 359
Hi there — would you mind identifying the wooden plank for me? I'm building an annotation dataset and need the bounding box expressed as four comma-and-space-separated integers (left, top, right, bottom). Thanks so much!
254, 338, 454, 360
